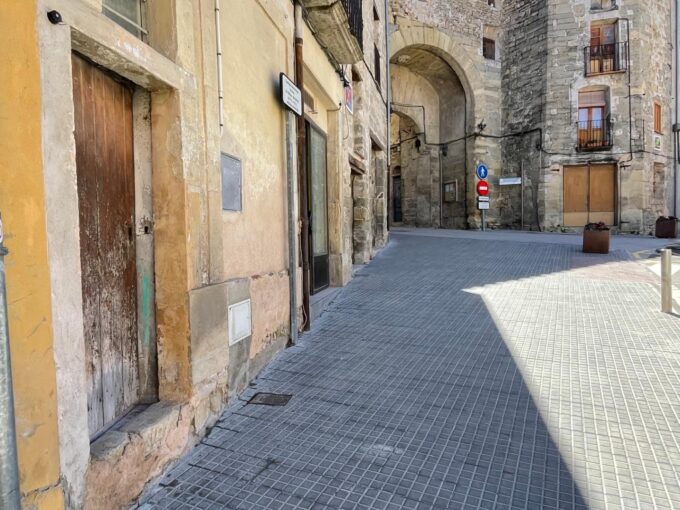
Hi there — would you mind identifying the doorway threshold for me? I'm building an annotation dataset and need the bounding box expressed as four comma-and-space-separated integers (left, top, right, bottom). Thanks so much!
310, 287, 342, 324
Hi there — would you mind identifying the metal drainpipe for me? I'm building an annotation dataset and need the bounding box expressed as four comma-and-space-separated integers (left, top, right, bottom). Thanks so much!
384, 0, 391, 231
294, 2, 311, 330
286, 111, 298, 345
463, 101, 469, 229
0, 215, 20, 510
674, 0, 679, 216
214, 0, 224, 134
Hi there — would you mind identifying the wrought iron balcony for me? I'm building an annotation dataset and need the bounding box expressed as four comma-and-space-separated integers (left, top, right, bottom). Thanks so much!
300, 0, 364, 64
584, 42, 628, 76
577, 116, 613, 151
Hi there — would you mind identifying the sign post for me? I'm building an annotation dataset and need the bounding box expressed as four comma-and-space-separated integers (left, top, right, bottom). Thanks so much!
476, 163, 490, 232
0, 213, 20, 510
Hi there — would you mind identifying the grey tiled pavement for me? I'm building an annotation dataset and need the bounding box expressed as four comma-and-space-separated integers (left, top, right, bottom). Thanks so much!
142, 231, 680, 509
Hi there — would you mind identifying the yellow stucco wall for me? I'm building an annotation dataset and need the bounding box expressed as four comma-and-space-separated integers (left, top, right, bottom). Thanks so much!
220, 0, 292, 279
0, 1, 63, 508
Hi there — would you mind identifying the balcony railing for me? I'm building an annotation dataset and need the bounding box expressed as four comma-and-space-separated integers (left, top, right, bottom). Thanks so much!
584, 42, 628, 76
340, 0, 363, 51
577, 116, 613, 151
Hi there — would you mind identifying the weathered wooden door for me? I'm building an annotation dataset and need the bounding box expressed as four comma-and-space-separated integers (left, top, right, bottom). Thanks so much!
563, 164, 616, 226
72, 54, 140, 437
393, 176, 403, 222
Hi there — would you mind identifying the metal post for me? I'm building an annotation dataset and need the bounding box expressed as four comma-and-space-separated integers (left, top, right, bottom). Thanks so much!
0, 215, 21, 510
294, 1, 311, 331
286, 111, 298, 345
662, 249, 674, 313
482, 209, 486, 232
520, 160, 525, 231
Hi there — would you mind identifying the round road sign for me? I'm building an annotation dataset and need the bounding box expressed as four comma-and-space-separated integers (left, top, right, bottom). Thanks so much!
477, 180, 489, 196
476, 164, 489, 180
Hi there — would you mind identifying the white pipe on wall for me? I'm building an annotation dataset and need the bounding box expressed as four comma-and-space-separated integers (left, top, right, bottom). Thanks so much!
215, 0, 225, 134
674, 0, 679, 216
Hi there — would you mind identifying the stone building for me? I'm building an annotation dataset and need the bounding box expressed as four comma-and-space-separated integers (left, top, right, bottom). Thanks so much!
389, 0, 678, 233
0, 0, 387, 508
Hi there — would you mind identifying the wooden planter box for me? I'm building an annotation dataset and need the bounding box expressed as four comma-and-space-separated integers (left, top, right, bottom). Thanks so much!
583, 229, 610, 254
655, 218, 678, 239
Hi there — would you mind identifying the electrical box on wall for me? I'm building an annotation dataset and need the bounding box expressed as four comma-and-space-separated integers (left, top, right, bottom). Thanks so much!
228, 299, 251, 345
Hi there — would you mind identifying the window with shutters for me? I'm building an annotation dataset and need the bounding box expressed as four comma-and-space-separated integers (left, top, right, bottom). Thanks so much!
654, 103, 663, 134
591, 0, 616, 10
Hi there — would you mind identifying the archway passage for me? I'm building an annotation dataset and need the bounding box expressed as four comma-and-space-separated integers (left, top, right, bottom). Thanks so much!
390, 46, 469, 229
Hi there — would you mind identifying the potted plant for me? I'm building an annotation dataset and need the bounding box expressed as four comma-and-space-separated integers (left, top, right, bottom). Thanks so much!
583, 222, 610, 254
655, 216, 678, 239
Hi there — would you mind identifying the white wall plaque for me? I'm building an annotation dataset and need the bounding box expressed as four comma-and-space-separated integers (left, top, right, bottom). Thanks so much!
228, 299, 252, 345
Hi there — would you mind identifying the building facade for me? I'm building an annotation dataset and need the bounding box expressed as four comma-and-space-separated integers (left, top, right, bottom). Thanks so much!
389, 0, 679, 234
0, 0, 388, 508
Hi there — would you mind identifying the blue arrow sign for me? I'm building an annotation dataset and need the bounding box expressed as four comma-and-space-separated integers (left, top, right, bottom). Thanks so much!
476, 164, 489, 180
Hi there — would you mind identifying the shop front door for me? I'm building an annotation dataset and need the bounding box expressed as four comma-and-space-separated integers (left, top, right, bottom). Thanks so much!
307, 122, 330, 293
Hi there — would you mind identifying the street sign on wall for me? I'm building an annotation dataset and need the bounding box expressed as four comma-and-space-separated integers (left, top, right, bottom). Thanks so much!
280, 73, 302, 116
500, 177, 522, 186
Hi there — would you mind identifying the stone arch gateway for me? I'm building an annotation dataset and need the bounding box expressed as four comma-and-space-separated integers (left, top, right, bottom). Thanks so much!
389, 26, 501, 229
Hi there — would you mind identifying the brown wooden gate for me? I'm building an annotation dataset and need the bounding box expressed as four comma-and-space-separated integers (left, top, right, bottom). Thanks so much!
72, 54, 140, 437
563, 164, 616, 227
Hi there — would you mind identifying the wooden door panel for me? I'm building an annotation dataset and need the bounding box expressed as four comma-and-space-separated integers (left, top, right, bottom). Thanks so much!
563, 164, 616, 227
72, 54, 139, 436
589, 165, 616, 212
73, 56, 105, 433
563, 166, 588, 226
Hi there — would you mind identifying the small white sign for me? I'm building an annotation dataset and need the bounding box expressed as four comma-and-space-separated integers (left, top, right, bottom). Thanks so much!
478, 196, 490, 202
228, 299, 252, 345
478, 201, 490, 210
280, 73, 302, 116
500, 177, 522, 186
654, 134, 662, 152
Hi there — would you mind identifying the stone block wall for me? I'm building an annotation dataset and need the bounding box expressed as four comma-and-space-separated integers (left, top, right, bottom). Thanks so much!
498, 0, 548, 230
391, 0, 675, 233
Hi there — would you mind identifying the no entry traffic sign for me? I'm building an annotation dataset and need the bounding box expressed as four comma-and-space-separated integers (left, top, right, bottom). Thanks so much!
477, 180, 489, 196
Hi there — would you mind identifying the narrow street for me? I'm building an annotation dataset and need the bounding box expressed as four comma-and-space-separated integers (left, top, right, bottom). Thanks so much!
141, 230, 680, 510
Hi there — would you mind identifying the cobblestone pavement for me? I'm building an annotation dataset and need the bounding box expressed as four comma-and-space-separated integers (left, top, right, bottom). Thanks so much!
141, 231, 680, 509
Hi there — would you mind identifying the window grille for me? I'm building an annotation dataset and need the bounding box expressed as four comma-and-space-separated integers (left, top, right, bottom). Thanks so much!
102, 0, 147, 39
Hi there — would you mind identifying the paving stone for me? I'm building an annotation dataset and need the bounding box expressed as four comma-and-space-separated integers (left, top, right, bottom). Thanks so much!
142, 231, 680, 509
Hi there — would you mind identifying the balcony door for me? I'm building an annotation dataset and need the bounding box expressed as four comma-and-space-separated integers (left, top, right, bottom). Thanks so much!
578, 90, 608, 149
590, 24, 617, 73
307, 122, 330, 294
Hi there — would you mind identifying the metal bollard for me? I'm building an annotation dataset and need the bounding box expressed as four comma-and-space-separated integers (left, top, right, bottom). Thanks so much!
661, 249, 674, 314
0, 215, 21, 510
